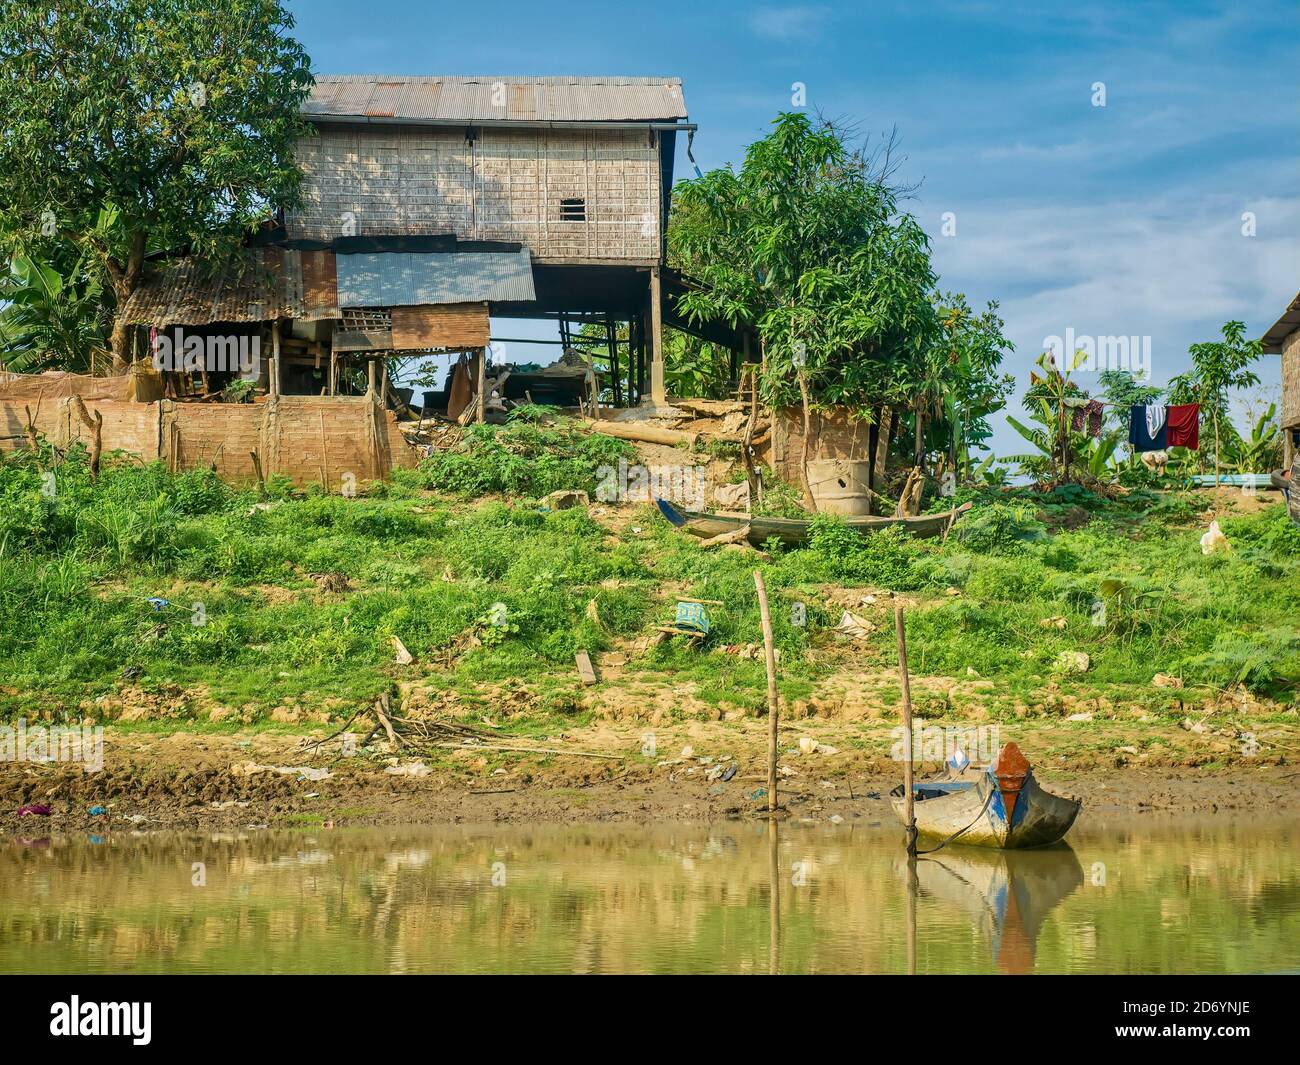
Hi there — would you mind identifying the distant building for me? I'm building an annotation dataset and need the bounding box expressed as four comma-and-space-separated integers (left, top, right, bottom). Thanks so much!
120, 75, 736, 411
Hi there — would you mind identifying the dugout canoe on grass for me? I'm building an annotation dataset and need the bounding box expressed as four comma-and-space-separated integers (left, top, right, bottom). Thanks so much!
891, 742, 1082, 850
654, 498, 972, 548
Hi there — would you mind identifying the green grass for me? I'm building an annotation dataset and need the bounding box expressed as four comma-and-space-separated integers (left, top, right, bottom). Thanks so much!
1, 430, 1298, 726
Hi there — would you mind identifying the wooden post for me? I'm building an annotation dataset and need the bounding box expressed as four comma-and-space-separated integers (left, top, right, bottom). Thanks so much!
895, 602, 918, 857
607, 316, 622, 407
649, 266, 665, 405
271, 321, 281, 399
366, 357, 376, 397
755, 569, 779, 815
475, 346, 487, 424
70, 396, 103, 480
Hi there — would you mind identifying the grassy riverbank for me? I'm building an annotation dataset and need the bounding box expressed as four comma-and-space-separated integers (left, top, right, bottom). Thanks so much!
3, 427, 1298, 728
2, 427, 1298, 829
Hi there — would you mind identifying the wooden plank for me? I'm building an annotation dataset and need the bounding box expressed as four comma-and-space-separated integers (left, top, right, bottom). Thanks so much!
575, 650, 598, 686
300, 250, 339, 318
391, 303, 490, 350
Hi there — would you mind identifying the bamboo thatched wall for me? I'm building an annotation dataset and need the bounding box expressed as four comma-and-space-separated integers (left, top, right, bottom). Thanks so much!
288, 126, 661, 260
1282, 327, 1300, 430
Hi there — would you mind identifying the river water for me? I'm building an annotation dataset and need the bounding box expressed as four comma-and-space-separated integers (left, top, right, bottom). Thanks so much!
1, 819, 1296, 974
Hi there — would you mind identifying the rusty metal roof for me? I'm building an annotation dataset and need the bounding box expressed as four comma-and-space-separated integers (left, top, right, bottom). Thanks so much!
120, 249, 338, 326
305, 75, 687, 124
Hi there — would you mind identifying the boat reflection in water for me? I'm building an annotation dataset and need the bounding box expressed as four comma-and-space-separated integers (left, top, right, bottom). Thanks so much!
905, 846, 1085, 974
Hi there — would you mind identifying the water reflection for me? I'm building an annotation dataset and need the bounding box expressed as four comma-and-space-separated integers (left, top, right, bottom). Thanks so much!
0, 820, 1294, 974
911, 847, 1084, 975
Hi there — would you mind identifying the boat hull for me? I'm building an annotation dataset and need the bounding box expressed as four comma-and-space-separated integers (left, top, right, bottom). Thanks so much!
655, 499, 971, 547
891, 772, 1081, 850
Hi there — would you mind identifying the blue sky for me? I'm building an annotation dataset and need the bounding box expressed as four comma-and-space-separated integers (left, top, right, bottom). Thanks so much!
287, 0, 1298, 454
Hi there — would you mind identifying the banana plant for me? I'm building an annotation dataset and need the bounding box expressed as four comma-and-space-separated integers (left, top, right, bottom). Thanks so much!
1083, 431, 1122, 480
973, 451, 1010, 486
0, 221, 112, 373
1226, 403, 1280, 473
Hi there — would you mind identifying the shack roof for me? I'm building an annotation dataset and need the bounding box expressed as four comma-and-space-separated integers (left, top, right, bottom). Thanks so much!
1262, 291, 1300, 353
120, 249, 339, 326
305, 75, 688, 125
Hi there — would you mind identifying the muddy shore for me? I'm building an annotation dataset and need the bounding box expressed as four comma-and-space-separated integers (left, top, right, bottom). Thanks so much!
3, 719, 1296, 835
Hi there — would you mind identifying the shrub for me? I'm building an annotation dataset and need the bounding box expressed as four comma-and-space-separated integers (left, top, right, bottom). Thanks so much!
948, 501, 1046, 554
806, 518, 943, 589
411, 422, 634, 499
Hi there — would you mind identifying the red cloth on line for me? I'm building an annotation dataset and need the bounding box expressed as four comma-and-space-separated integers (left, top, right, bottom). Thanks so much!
1166, 403, 1199, 449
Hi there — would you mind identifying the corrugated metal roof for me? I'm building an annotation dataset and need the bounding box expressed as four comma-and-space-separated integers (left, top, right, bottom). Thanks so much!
336, 249, 536, 308
306, 75, 687, 123
1262, 292, 1300, 353
120, 248, 319, 326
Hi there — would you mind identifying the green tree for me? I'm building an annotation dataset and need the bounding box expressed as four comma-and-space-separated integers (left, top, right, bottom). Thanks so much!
1168, 321, 1263, 484
669, 112, 939, 501
0, 0, 314, 370
925, 292, 1015, 478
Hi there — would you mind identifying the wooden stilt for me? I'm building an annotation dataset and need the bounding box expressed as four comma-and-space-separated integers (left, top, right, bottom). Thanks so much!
475, 346, 486, 424
649, 266, 665, 404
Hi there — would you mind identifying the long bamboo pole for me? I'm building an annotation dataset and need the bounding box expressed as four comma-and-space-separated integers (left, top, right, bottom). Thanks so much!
895, 602, 918, 857
755, 569, 779, 815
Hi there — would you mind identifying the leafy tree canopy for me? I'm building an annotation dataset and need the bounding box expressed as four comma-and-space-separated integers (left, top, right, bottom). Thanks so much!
668, 112, 940, 413
0, 0, 314, 364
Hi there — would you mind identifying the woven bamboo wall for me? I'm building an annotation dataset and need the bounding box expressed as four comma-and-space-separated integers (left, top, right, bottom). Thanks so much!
1282, 328, 1300, 430
289, 126, 660, 259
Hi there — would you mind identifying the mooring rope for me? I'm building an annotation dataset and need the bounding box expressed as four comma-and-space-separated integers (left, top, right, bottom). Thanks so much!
915, 784, 997, 855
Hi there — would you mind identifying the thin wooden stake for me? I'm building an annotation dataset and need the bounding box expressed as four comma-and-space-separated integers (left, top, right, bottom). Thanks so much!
755, 569, 779, 815
895, 602, 917, 857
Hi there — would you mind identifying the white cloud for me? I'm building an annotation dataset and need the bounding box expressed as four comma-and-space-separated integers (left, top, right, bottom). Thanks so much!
929, 191, 1296, 454
748, 6, 830, 42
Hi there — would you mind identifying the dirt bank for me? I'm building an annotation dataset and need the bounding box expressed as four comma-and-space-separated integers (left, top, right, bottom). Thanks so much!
3, 716, 1296, 836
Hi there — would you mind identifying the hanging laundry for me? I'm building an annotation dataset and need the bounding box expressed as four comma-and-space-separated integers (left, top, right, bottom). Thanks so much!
1145, 404, 1167, 439
1070, 398, 1104, 438
1165, 403, 1200, 449
1129, 404, 1167, 452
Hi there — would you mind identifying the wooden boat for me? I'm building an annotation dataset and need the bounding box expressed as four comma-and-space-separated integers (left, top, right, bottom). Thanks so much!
655, 498, 972, 548
891, 742, 1081, 850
